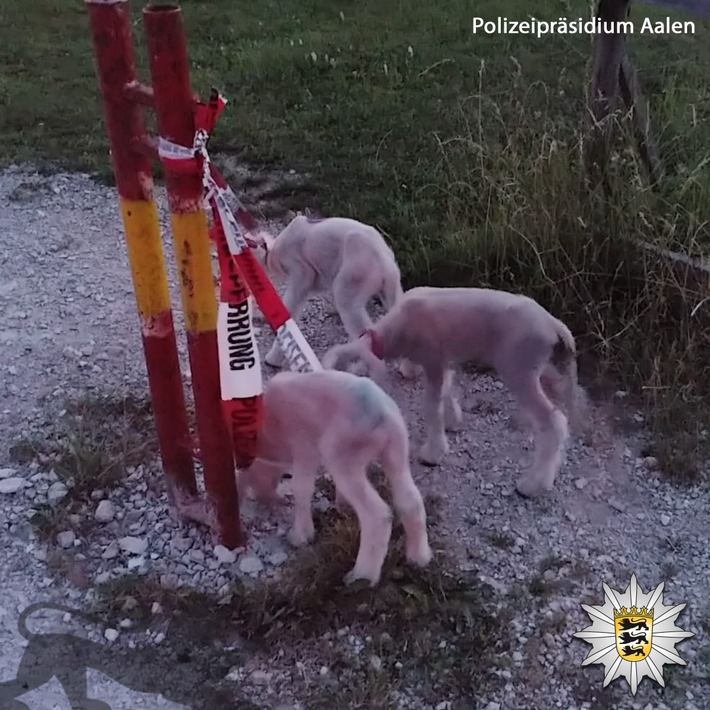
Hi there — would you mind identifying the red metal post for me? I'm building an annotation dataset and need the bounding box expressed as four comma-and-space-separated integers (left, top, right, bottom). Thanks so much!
143, 4, 245, 548
85, 0, 198, 510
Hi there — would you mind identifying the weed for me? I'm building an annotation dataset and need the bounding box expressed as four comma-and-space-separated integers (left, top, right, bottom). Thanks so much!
538, 555, 566, 574
528, 575, 553, 598
569, 559, 594, 583
489, 532, 515, 550
94, 503, 507, 707
9, 393, 158, 541
661, 560, 680, 579
528, 555, 579, 597
8, 438, 43, 464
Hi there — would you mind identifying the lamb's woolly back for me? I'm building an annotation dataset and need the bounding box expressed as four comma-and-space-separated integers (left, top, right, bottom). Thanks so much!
324, 286, 576, 375
270, 215, 397, 279
254, 215, 406, 369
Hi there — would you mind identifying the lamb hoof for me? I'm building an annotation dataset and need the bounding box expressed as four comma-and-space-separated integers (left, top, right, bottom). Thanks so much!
418, 441, 448, 466
406, 541, 433, 568
397, 360, 418, 379
287, 525, 315, 547
444, 405, 464, 431
515, 477, 547, 499
265, 352, 285, 368
343, 568, 379, 588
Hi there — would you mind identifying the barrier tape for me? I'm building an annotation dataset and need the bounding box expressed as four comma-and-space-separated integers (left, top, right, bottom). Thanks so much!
157, 90, 322, 372
209, 183, 321, 373
209, 211, 262, 468
156, 89, 322, 467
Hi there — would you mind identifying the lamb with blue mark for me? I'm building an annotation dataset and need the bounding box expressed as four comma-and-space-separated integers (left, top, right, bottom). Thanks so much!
238, 369, 432, 587
344, 374, 400, 429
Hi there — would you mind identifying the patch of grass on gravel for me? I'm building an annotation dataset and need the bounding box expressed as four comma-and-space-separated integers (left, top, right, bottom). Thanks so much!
488, 532, 514, 550
94, 500, 507, 707
3, 0, 710, 479
9, 394, 157, 541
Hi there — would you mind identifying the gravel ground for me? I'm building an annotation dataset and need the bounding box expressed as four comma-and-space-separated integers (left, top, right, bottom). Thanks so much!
0, 165, 709, 709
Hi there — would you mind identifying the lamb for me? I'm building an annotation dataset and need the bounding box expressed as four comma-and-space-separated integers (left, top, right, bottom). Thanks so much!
321, 286, 584, 498
249, 214, 413, 375
237, 368, 432, 586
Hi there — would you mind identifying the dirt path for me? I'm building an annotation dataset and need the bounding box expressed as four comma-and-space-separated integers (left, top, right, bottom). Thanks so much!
0, 166, 708, 709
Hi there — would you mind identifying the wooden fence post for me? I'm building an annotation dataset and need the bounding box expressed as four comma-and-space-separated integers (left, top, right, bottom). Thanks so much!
583, 0, 663, 191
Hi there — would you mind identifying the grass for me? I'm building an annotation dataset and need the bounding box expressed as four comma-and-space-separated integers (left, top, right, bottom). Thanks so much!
94, 499, 506, 707
2, 0, 710, 477
488, 531, 514, 550
8, 394, 158, 540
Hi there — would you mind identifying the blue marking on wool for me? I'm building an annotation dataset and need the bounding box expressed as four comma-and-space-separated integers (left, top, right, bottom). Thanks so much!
346, 377, 393, 428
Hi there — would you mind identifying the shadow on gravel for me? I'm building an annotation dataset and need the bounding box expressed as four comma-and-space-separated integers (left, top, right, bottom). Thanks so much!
0, 602, 258, 710
91, 493, 509, 709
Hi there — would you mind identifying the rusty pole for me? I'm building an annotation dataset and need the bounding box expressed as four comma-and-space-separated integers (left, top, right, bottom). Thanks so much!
143, 4, 245, 548
85, 0, 198, 510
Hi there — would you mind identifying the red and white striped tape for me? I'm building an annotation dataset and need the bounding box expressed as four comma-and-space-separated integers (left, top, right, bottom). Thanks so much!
156, 89, 322, 468
157, 116, 322, 375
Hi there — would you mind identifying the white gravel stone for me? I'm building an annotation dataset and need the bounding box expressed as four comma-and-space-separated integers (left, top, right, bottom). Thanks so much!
267, 551, 288, 566
102, 542, 119, 560
118, 536, 148, 555
238, 554, 264, 575
56, 531, 76, 549
94, 499, 116, 523
214, 545, 237, 564
0, 478, 28, 494
47, 481, 68, 504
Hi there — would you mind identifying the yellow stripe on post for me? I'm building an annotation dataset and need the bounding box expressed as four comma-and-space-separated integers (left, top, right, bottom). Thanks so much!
169, 210, 219, 334
120, 199, 172, 318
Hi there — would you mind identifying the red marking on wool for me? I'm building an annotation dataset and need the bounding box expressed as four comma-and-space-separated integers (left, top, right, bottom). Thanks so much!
362, 329, 385, 360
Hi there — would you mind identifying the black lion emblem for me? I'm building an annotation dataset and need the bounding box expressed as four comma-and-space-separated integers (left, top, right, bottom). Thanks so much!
617, 617, 649, 632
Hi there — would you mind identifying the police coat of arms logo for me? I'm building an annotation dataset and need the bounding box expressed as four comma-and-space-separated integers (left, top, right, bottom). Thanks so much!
574, 574, 694, 694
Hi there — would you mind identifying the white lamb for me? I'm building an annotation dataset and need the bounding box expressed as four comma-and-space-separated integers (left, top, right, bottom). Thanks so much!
249, 214, 413, 373
321, 286, 584, 498
237, 368, 432, 587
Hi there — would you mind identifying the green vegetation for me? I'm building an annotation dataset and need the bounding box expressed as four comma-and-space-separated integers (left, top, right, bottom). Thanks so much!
2, 0, 710, 476
95, 501, 504, 708
10, 394, 157, 540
